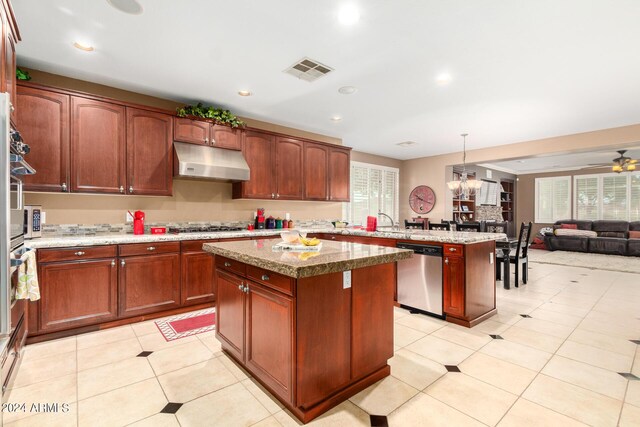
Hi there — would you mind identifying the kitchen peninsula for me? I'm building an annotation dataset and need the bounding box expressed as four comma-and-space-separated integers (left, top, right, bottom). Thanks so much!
203, 238, 411, 423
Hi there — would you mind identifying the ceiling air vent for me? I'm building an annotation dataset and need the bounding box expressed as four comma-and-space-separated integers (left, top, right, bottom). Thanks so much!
284, 57, 333, 82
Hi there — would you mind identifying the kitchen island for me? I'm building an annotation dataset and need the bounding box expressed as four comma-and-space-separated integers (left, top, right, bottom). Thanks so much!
203, 239, 412, 424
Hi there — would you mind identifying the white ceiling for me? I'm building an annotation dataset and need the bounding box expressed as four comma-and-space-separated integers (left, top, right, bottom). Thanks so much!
479, 147, 640, 174
12, 0, 640, 160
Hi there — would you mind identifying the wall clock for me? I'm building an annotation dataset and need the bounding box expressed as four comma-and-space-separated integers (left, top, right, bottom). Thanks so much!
409, 185, 436, 214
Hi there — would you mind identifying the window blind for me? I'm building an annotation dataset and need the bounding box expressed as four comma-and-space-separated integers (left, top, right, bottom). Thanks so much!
574, 172, 640, 221
575, 177, 599, 220
602, 175, 628, 220
631, 175, 640, 221
535, 176, 571, 223
344, 162, 399, 225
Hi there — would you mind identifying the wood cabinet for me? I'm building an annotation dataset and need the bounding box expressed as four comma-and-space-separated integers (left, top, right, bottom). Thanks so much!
216, 269, 246, 361
1, 0, 18, 124
443, 255, 465, 318
71, 97, 126, 193
174, 117, 241, 150
303, 142, 328, 200
16, 86, 70, 192
233, 130, 276, 199
328, 147, 350, 201
37, 257, 118, 332
126, 108, 173, 196
274, 137, 304, 200
181, 240, 217, 306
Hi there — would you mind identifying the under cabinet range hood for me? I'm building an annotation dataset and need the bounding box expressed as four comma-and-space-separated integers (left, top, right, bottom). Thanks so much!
173, 142, 250, 182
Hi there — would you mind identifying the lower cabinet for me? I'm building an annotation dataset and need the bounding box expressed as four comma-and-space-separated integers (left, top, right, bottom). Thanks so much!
216, 270, 246, 361
181, 240, 217, 306
38, 258, 118, 332
443, 254, 465, 318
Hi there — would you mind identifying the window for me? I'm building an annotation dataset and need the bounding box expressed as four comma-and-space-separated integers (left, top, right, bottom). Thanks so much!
343, 162, 399, 226
535, 176, 571, 223
574, 172, 640, 220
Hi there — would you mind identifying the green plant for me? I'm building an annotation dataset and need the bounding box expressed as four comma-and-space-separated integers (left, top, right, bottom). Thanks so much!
176, 102, 244, 128
16, 67, 31, 81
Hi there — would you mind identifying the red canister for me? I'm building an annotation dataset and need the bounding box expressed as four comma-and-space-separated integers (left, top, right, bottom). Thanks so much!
133, 210, 145, 235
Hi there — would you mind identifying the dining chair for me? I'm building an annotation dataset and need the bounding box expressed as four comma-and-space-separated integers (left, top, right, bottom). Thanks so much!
485, 221, 508, 234
404, 220, 426, 230
456, 222, 481, 232
428, 222, 451, 231
496, 221, 533, 286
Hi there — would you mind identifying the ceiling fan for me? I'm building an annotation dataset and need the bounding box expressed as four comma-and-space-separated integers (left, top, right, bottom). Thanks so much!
584, 150, 638, 173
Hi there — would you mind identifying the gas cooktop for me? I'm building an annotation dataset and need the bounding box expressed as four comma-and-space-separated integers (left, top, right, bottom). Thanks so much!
168, 226, 245, 234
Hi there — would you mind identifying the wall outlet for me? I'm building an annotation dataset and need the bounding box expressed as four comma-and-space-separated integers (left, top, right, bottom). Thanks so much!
343, 270, 352, 289
126, 212, 133, 223
41, 211, 46, 224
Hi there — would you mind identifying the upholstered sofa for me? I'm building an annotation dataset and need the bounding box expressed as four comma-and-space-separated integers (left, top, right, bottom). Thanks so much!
544, 220, 640, 256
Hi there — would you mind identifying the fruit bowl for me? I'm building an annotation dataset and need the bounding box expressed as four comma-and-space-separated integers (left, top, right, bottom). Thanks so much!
280, 231, 300, 244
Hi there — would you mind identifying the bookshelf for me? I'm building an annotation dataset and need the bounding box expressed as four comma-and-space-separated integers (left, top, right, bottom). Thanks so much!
451, 170, 476, 223
500, 179, 515, 236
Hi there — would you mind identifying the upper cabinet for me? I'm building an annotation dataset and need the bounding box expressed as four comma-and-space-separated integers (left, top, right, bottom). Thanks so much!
233, 130, 276, 199
303, 143, 328, 201
16, 85, 69, 192
328, 147, 350, 202
126, 108, 173, 196
1, 0, 19, 124
274, 137, 304, 200
174, 117, 241, 150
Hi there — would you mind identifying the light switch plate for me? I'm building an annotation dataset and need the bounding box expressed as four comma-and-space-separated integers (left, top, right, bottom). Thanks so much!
343, 270, 352, 289
41, 211, 46, 224
490, 252, 494, 264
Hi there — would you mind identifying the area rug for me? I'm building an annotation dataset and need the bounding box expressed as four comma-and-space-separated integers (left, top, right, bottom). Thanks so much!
528, 249, 640, 274
156, 308, 216, 341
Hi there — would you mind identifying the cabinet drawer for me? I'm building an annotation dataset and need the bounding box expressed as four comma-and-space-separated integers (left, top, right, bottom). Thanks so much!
38, 245, 117, 263
247, 265, 293, 296
443, 244, 464, 257
119, 241, 180, 257
216, 255, 246, 276
181, 239, 218, 253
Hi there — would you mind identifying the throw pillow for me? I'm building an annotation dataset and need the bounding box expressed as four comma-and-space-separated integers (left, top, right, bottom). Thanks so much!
554, 228, 598, 237
560, 223, 578, 229
598, 231, 625, 238
629, 231, 640, 239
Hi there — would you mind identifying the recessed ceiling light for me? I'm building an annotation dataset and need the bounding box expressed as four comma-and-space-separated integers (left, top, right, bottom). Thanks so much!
237, 90, 252, 97
73, 42, 94, 52
106, 0, 143, 15
436, 73, 452, 85
338, 4, 360, 25
338, 86, 357, 95
331, 116, 343, 122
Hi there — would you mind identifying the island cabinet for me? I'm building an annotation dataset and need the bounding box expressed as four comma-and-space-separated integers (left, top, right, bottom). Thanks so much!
174, 117, 241, 150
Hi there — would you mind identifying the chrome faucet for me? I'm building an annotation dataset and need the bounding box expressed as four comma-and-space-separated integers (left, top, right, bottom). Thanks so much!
378, 212, 398, 230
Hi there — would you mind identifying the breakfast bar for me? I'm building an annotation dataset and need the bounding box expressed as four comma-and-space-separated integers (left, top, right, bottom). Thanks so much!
203, 238, 412, 424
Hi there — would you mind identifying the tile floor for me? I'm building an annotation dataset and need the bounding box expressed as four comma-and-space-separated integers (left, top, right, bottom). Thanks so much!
3, 262, 640, 426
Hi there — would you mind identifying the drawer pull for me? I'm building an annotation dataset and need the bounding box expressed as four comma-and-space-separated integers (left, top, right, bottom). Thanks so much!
147, 246, 156, 251
224, 262, 232, 267
261, 274, 269, 281
74, 251, 85, 256
449, 247, 456, 252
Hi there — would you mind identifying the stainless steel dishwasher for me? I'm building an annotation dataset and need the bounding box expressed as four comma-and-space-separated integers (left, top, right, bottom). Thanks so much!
396, 243, 443, 318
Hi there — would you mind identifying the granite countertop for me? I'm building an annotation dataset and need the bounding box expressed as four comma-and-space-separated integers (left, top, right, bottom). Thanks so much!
203, 239, 413, 278
25, 228, 507, 249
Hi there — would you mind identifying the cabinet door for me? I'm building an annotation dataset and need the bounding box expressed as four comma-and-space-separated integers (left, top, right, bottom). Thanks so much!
71, 97, 126, 193
38, 259, 118, 332
126, 108, 173, 196
215, 270, 245, 361
245, 281, 294, 404
303, 142, 328, 200
211, 124, 241, 150
275, 137, 304, 200
16, 86, 70, 192
119, 253, 180, 317
234, 130, 275, 199
174, 117, 210, 145
443, 256, 465, 318
328, 148, 350, 201
181, 252, 215, 306
2, 13, 16, 123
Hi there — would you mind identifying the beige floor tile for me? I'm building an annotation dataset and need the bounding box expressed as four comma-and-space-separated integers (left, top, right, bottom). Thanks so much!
388, 392, 485, 427
393, 324, 426, 348
22, 337, 76, 362
389, 348, 447, 390
393, 306, 410, 320
274, 401, 370, 426
529, 308, 583, 327
78, 378, 167, 426
3, 374, 76, 424
432, 325, 492, 350
406, 335, 474, 365
177, 382, 270, 427
12, 351, 76, 388
634, 348, 640, 377
460, 353, 537, 395
425, 373, 517, 426
197, 331, 223, 355
626, 381, 640, 407
537, 301, 591, 317
242, 378, 285, 414
620, 403, 640, 427
497, 398, 588, 427
491, 310, 523, 326
500, 325, 565, 353
523, 375, 622, 427
512, 317, 574, 339
542, 355, 628, 400
350, 376, 418, 415
157, 358, 238, 403
219, 353, 250, 380
252, 416, 284, 427
76, 325, 136, 349
129, 413, 181, 427
470, 319, 510, 335
131, 319, 163, 337
395, 314, 446, 334
480, 339, 552, 371
557, 340, 633, 372
137, 332, 199, 352
578, 318, 639, 339
148, 340, 214, 376
78, 356, 155, 399
568, 328, 637, 357
77, 337, 142, 371
3, 403, 77, 427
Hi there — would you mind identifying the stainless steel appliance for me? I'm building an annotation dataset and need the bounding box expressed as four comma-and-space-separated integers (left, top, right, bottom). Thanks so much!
173, 141, 250, 182
1, 92, 35, 397
396, 242, 443, 318
24, 205, 42, 239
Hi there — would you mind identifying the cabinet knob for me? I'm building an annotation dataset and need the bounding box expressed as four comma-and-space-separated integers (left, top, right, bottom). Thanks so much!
61, 182, 67, 192
111, 260, 116, 267
271, 193, 275, 199
261, 274, 269, 281
121, 260, 126, 267
147, 246, 156, 251
445, 258, 449, 264
74, 251, 85, 256
276, 193, 280, 199
238, 283, 244, 291
129, 186, 134, 193
211, 138, 216, 145
243, 285, 249, 293
205, 138, 209, 144
119, 185, 124, 193
224, 262, 231, 267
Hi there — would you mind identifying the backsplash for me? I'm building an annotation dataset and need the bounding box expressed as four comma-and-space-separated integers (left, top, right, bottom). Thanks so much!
40, 220, 336, 237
